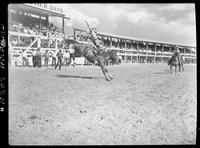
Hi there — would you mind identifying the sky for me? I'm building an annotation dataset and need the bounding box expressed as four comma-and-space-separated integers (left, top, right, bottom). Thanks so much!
49, 3, 196, 47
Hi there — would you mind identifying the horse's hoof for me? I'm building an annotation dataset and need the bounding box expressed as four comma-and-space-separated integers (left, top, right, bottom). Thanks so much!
106, 77, 111, 81
108, 75, 114, 79
110, 76, 114, 80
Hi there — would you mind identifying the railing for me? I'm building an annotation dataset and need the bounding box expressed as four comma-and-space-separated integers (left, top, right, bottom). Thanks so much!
75, 39, 196, 60
8, 31, 63, 41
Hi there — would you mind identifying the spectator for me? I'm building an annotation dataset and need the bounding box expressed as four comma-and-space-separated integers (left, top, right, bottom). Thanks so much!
44, 50, 50, 67
51, 50, 57, 67
63, 50, 70, 66
23, 26, 28, 34
18, 39, 26, 47
69, 44, 75, 67
32, 28, 37, 35
36, 47, 42, 68
10, 38, 18, 46
22, 49, 28, 66
32, 49, 37, 67
55, 49, 63, 70
28, 27, 34, 34
116, 53, 122, 64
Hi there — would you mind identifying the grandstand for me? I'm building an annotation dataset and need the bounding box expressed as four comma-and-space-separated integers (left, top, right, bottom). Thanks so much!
73, 28, 196, 64
8, 3, 196, 66
8, 3, 71, 66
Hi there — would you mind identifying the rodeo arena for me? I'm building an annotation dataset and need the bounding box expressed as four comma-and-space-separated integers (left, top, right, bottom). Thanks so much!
8, 4, 197, 145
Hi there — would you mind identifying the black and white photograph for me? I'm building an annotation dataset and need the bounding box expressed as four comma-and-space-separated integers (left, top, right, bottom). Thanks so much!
8, 3, 196, 145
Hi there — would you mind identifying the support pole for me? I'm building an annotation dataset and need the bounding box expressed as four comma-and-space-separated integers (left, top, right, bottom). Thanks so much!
146, 43, 148, 62
118, 39, 120, 48
73, 29, 76, 40
136, 42, 139, 63
184, 47, 186, 54
55, 39, 58, 50
161, 44, 164, 63
37, 37, 41, 48
154, 44, 156, 63
28, 38, 38, 49
125, 40, 127, 63
62, 17, 65, 34
110, 37, 112, 48
46, 16, 49, 27
8, 6, 11, 31
46, 16, 49, 37
39, 15, 41, 34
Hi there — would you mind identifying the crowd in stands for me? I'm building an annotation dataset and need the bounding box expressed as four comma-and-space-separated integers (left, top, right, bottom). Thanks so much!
10, 35, 66, 49
10, 36, 36, 47
75, 34, 194, 56
10, 19, 67, 39
10, 22, 44, 36
9, 15, 194, 56
76, 34, 89, 42
9, 15, 73, 50
8, 15, 195, 65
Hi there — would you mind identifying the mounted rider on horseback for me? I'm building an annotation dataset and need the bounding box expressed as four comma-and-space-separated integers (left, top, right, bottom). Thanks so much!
168, 46, 180, 65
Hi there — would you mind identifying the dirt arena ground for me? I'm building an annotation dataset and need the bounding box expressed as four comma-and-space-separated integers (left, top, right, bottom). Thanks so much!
9, 63, 196, 145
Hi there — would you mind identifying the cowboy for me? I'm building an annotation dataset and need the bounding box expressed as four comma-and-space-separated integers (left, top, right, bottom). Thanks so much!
32, 49, 37, 67
117, 53, 122, 64
22, 49, 28, 66
172, 46, 180, 57
51, 50, 57, 67
69, 44, 75, 67
55, 49, 63, 70
63, 50, 70, 66
44, 50, 50, 67
36, 47, 42, 68
85, 20, 105, 56
178, 54, 185, 71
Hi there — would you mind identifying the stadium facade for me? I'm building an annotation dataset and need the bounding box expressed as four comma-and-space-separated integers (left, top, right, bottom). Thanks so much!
8, 3, 196, 66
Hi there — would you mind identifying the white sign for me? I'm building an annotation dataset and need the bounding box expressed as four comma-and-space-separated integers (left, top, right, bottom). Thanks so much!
24, 3, 64, 15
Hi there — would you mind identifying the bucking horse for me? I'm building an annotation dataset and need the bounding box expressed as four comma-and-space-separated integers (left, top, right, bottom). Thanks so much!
65, 39, 119, 81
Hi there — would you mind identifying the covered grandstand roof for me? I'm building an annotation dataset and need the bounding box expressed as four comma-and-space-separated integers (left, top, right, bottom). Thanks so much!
9, 4, 70, 19
73, 27, 196, 49
98, 31, 196, 48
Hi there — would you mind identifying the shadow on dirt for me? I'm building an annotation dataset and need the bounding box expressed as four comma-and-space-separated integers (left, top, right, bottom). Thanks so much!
56, 74, 101, 80
153, 72, 169, 74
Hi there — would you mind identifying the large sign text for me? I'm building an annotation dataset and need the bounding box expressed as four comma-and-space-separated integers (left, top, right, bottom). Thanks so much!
24, 3, 64, 15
